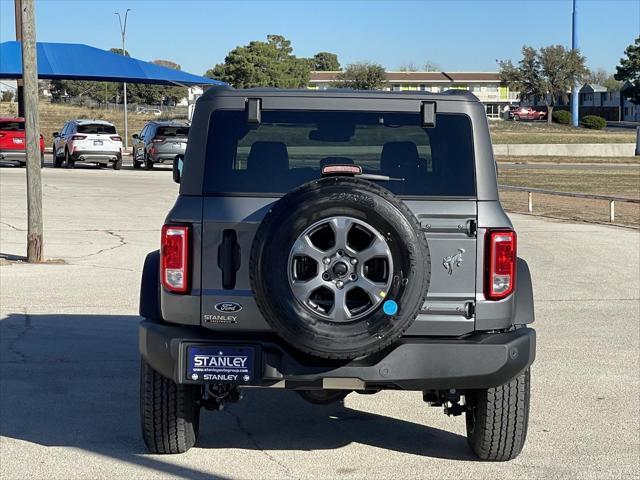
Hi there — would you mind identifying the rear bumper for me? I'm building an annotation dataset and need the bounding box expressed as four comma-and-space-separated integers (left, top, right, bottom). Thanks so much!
149, 150, 183, 163
139, 319, 536, 391
0, 150, 26, 162
71, 150, 121, 162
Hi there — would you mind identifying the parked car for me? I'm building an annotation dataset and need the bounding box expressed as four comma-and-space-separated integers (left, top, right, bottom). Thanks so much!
136, 108, 162, 116
138, 87, 536, 460
510, 106, 546, 121
52, 120, 123, 169
0, 117, 45, 167
132, 121, 189, 169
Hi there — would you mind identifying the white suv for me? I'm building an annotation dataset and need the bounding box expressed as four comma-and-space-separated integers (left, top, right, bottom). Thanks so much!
52, 120, 123, 169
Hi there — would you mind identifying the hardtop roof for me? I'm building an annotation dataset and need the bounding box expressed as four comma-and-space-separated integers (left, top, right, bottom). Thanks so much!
200, 86, 479, 103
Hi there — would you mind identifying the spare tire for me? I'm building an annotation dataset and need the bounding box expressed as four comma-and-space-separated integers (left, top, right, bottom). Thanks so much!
250, 177, 430, 359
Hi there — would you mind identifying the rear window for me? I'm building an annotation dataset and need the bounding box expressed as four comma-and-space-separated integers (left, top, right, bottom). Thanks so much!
203, 110, 475, 197
0, 121, 25, 131
77, 123, 116, 134
157, 126, 189, 137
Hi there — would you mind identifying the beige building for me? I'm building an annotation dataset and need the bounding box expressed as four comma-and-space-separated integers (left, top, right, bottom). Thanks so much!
309, 71, 519, 118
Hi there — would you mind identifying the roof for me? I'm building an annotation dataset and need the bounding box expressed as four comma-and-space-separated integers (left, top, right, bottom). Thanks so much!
0, 41, 225, 86
580, 83, 607, 93
309, 71, 502, 83
201, 86, 479, 102
75, 119, 115, 125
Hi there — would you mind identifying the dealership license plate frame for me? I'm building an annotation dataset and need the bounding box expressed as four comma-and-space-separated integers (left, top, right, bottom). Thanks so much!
183, 344, 258, 385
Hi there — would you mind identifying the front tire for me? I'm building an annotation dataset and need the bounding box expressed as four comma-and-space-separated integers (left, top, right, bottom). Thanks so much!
140, 358, 201, 454
465, 369, 531, 461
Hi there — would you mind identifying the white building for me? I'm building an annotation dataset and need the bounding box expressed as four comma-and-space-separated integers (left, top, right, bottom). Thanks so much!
309, 71, 520, 118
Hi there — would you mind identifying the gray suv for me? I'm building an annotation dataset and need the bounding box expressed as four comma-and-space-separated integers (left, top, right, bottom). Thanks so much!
138, 87, 536, 460
132, 121, 189, 169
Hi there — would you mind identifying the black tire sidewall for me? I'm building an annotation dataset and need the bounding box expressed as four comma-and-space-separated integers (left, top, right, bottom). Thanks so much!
251, 177, 430, 359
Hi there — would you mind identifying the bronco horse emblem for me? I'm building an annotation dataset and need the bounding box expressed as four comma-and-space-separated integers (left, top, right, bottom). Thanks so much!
443, 248, 465, 275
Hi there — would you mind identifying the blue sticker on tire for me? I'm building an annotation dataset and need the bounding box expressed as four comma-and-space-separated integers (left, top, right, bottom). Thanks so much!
383, 300, 398, 315
187, 346, 254, 383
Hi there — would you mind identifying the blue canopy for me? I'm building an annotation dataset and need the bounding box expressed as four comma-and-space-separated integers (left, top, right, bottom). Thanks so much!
0, 41, 224, 86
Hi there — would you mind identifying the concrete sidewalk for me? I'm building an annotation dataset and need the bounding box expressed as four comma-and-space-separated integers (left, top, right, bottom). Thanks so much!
1, 168, 638, 480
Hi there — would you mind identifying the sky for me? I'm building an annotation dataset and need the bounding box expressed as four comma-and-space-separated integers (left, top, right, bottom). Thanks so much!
1, 0, 638, 77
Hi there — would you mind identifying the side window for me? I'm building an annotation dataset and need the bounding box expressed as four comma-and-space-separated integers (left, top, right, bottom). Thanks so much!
140, 126, 148, 139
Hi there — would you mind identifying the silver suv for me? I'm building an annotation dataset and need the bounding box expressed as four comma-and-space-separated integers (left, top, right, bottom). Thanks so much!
131, 121, 189, 170
52, 120, 123, 169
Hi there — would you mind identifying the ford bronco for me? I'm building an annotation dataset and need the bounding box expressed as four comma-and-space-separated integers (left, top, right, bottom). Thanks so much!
138, 87, 536, 461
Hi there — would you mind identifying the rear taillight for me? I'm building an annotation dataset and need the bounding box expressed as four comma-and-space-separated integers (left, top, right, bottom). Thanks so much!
110, 135, 122, 142
161, 225, 189, 293
152, 137, 166, 144
485, 230, 516, 300
71, 135, 87, 140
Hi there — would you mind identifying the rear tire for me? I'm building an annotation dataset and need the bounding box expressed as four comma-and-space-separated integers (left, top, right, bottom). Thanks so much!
465, 368, 531, 461
140, 357, 201, 454
53, 147, 63, 168
41, 152, 45, 168
145, 154, 154, 170
113, 158, 123, 170
65, 150, 74, 169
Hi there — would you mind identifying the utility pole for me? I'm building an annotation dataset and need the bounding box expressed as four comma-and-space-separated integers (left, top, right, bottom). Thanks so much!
14, 0, 24, 117
571, 0, 579, 127
20, 0, 44, 262
115, 9, 131, 149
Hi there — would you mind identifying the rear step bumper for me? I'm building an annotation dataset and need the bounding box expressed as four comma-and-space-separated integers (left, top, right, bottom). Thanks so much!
139, 319, 535, 391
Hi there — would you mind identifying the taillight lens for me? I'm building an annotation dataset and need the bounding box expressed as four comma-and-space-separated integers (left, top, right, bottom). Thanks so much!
161, 225, 189, 293
485, 230, 516, 300
110, 135, 122, 142
152, 137, 166, 144
71, 135, 87, 140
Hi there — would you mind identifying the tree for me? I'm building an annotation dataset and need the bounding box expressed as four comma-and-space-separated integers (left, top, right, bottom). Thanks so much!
500, 45, 587, 124
614, 36, 640, 104
110, 47, 130, 57
153, 59, 181, 70
423, 60, 440, 72
1, 90, 14, 102
333, 62, 387, 90
398, 62, 418, 72
312, 52, 340, 71
585, 68, 622, 91
205, 34, 310, 88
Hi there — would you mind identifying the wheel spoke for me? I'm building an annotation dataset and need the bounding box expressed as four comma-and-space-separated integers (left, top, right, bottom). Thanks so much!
354, 276, 386, 305
290, 274, 324, 301
360, 236, 391, 261
291, 235, 325, 263
328, 286, 352, 322
330, 217, 353, 251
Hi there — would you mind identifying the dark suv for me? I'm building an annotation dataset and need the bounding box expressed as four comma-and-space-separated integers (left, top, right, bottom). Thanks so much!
132, 121, 189, 169
139, 87, 536, 460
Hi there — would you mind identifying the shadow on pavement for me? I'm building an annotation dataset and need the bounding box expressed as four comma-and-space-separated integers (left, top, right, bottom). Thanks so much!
0, 313, 474, 478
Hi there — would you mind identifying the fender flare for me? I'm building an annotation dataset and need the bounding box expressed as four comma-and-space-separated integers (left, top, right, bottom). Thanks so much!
139, 250, 162, 320
514, 258, 535, 325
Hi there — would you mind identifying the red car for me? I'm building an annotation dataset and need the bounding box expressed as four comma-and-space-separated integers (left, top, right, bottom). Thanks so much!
510, 107, 546, 121
0, 117, 45, 167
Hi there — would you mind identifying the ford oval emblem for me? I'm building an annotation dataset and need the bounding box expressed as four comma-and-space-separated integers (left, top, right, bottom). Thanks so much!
214, 302, 243, 313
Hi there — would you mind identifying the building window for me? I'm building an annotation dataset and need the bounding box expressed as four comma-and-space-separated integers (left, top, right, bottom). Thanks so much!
392, 84, 401, 92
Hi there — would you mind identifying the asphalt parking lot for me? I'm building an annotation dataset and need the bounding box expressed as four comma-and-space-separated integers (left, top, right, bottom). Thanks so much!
1, 166, 639, 480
